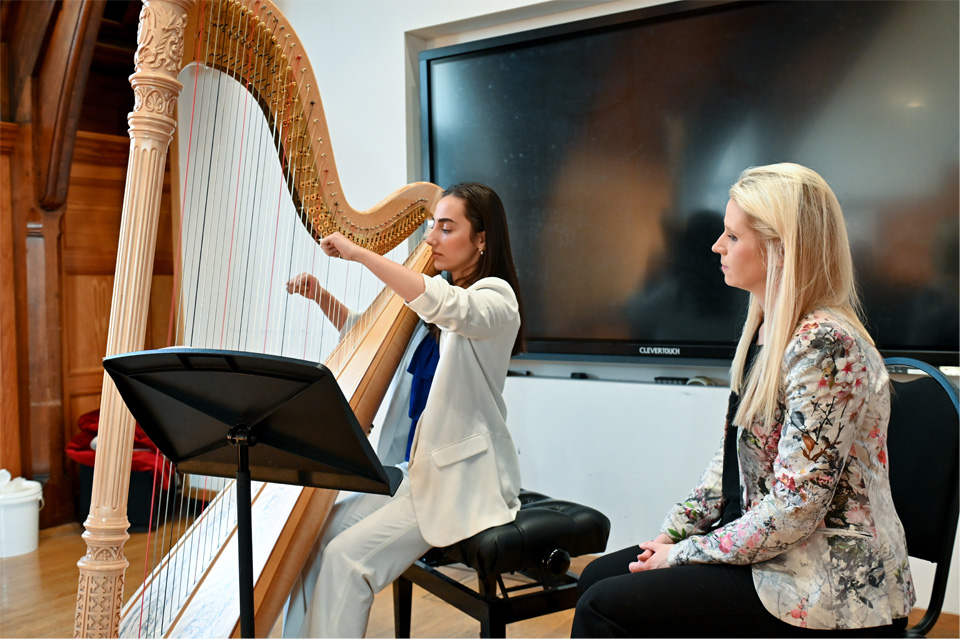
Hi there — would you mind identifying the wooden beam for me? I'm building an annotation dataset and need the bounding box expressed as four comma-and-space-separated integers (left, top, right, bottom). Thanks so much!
1, 0, 57, 122
31, 0, 106, 210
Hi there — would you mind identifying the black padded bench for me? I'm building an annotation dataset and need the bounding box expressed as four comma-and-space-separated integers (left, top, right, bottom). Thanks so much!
393, 491, 610, 638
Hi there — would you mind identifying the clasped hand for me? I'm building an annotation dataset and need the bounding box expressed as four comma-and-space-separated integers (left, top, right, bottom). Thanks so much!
629, 533, 673, 573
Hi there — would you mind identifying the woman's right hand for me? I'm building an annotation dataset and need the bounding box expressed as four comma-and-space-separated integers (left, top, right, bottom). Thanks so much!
320, 232, 365, 262
286, 272, 321, 304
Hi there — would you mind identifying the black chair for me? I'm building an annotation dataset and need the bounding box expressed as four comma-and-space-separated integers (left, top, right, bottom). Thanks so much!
885, 357, 959, 637
393, 490, 610, 638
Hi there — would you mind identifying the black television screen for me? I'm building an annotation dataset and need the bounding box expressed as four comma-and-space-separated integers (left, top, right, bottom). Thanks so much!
420, 0, 959, 365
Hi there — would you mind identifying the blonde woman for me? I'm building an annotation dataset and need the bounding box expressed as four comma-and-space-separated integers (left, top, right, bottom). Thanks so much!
572, 164, 915, 637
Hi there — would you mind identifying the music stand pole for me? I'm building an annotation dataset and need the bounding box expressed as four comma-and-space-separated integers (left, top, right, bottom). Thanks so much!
228, 425, 257, 639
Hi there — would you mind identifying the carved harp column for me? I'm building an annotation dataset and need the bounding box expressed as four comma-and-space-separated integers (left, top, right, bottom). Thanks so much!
75, 1, 194, 636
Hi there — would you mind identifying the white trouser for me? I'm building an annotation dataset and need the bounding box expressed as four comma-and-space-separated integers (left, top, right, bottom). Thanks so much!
289, 469, 431, 638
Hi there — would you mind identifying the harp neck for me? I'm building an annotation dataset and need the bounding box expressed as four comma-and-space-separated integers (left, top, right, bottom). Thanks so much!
180, 0, 439, 253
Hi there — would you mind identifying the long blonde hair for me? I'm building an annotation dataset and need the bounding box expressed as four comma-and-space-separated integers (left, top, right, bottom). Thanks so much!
729, 163, 872, 426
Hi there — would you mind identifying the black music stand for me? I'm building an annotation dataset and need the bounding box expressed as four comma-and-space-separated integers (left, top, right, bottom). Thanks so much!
103, 347, 402, 639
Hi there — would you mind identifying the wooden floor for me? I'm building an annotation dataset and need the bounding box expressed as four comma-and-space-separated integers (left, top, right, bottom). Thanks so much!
1, 523, 957, 638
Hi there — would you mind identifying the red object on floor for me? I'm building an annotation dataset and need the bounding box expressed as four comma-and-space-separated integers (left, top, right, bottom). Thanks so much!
66, 409, 171, 487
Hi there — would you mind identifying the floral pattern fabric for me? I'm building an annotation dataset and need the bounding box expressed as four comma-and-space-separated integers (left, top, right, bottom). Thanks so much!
661, 310, 915, 630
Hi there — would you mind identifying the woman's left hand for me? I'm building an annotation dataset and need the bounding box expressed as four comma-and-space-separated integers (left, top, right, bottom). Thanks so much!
628, 540, 672, 572
321, 232, 363, 262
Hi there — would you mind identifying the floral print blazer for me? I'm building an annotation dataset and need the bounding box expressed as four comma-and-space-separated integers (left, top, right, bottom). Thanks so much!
661, 310, 915, 630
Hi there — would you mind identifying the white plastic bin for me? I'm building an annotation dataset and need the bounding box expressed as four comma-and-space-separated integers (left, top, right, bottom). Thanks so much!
0, 478, 44, 557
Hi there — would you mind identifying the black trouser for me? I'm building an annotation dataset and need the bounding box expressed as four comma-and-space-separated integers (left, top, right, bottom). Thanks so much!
571, 546, 908, 638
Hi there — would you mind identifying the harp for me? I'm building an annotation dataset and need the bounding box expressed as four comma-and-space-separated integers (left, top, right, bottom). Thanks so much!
74, 0, 441, 636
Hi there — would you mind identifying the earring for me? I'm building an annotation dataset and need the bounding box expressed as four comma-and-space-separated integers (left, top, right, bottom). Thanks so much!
480, 249, 485, 256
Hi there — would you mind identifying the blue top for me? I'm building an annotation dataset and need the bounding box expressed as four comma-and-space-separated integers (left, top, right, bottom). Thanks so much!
405, 332, 440, 461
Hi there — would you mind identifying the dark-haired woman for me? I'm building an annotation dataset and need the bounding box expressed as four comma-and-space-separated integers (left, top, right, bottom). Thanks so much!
287, 183, 526, 638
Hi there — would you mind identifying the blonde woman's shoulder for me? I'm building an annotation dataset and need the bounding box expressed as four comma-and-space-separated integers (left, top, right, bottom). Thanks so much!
788, 309, 860, 359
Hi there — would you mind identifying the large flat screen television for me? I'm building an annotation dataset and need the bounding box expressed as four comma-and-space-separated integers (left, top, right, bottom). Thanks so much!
420, 0, 959, 365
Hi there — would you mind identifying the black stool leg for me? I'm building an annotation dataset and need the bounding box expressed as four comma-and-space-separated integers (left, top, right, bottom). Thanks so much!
393, 576, 413, 638
479, 608, 506, 638
476, 574, 503, 637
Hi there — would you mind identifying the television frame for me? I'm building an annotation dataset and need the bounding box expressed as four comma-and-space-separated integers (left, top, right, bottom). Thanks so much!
418, 0, 959, 367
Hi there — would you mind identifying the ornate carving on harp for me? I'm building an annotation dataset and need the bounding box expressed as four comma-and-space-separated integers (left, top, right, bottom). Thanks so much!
74, 0, 441, 636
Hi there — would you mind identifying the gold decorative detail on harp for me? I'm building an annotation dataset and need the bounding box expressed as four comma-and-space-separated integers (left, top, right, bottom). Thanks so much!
74, 0, 441, 636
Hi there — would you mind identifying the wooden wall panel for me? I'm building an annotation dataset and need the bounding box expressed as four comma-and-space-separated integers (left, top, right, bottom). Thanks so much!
63, 274, 112, 376
59, 130, 174, 520
8, 125, 31, 490
24, 217, 59, 487
62, 133, 128, 275
3, 99, 173, 524
61, 133, 126, 493
149, 275, 174, 349
0, 123, 21, 475
2, 0, 107, 526
2, 2, 169, 526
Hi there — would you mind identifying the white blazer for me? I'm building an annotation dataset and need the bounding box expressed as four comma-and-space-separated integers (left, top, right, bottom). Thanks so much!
403, 274, 522, 548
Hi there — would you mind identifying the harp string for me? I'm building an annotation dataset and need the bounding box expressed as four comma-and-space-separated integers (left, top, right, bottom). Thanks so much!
240, 5, 269, 351
228, 4, 265, 352
135, 5, 214, 634
134, 4, 238, 633
142, 0, 211, 628
285, 63, 318, 359
216, 14, 247, 351
187, 22, 254, 625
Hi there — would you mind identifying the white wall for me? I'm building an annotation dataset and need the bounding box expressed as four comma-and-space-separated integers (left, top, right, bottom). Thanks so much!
505, 376, 729, 545
273, 0, 660, 209
276, 0, 958, 617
